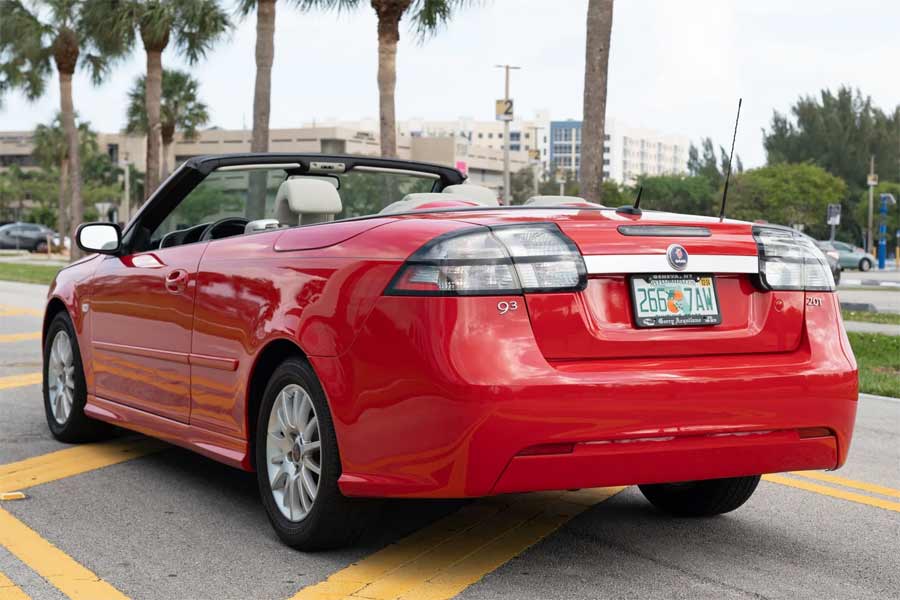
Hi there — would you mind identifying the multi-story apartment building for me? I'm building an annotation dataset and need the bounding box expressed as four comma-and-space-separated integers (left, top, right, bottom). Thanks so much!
549, 118, 689, 185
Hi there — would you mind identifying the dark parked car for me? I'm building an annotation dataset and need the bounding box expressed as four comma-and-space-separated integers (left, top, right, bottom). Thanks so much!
0, 222, 56, 252
813, 239, 842, 285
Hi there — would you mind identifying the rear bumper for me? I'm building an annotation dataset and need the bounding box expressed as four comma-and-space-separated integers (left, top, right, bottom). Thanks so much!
493, 429, 840, 494
312, 292, 858, 498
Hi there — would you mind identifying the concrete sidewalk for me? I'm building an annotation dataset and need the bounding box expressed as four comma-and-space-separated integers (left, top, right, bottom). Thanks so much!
844, 320, 900, 336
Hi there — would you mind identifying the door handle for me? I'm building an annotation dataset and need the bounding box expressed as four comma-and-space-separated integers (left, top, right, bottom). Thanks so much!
165, 269, 189, 294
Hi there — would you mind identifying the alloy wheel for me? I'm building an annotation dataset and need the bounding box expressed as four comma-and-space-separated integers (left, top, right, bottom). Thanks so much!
265, 384, 322, 522
47, 330, 75, 424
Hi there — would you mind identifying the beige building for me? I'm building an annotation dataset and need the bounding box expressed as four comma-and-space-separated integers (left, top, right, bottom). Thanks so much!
0, 124, 531, 199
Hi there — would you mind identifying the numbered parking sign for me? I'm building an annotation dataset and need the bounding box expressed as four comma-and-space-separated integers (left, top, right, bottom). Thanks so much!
495, 99, 514, 121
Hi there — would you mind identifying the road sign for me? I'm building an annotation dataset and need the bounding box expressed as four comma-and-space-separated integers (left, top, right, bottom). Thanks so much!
827, 203, 841, 226
495, 99, 514, 122
867, 174, 879, 186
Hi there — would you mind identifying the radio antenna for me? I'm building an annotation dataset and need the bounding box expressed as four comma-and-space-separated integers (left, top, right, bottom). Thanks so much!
616, 185, 643, 215
719, 98, 742, 222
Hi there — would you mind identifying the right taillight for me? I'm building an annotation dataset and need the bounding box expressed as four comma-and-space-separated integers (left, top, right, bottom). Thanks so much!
753, 226, 835, 291
386, 223, 587, 296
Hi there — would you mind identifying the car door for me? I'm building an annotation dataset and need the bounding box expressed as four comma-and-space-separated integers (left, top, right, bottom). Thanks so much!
832, 242, 854, 268
0, 225, 24, 249
90, 243, 207, 423
89, 165, 268, 423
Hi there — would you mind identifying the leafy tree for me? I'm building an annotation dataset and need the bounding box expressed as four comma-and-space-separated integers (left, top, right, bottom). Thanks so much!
86, 0, 230, 198
32, 114, 97, 236
633, 174, 716, 216
125, 69, 209, 178
687, 137, 743, 187
580, 0, 614, 204
725, 163, 847, 235
1, 0, 116, 259
510, 167, 537, 205
764, 87, 900, 189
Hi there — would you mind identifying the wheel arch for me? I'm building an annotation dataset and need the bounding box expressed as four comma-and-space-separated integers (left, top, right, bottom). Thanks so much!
245, 337, 319, 470
43, 297, 71, 346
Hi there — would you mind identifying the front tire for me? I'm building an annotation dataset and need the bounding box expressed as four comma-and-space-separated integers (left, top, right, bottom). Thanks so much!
859, 258, 872, 271
255, 357, 371, 550
43, 312, 112, 442
638, 475, 760, 517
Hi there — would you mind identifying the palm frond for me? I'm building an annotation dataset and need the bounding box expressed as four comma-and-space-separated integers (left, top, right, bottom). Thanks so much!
172, 0, 232, 63
409, 0, 476, 42
0, 0, 53, 103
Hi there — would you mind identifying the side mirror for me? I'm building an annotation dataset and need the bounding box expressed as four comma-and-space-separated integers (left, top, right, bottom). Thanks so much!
76, 222, 122, 255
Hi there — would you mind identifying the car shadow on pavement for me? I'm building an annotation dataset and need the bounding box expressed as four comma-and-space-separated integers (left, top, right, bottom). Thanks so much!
134, 438, 468, 553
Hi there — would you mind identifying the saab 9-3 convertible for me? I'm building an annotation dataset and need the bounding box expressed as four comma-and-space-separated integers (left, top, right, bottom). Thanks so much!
43, 153, 857, 549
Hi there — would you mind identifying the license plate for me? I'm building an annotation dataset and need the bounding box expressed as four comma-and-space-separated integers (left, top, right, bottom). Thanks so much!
630, 273, 722, 328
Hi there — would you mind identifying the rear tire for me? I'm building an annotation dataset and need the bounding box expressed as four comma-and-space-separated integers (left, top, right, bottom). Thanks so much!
638, 475, 760, 517
43, 312, 113, 443
859, 258, 872, 271
255, 356, 372, 550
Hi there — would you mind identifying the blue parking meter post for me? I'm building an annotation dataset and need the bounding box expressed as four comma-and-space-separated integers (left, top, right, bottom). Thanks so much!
878, 193, 896, 270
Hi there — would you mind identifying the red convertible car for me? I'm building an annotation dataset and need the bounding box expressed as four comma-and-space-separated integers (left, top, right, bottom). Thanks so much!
44, 154, 858, 549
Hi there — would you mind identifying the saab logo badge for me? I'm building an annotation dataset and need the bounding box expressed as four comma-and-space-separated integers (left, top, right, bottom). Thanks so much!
666, 244, 688, 271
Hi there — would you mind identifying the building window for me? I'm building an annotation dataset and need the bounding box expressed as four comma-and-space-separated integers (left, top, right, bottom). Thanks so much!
510, 132, 520, 141
478, 133, 483, 139
510, 144, 520, 151
524, 132, 530, 139
488, 133, 493, 139
498, 133, 503, 139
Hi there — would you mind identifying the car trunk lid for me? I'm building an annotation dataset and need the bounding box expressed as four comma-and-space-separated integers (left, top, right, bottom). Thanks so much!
525, 216, 804, 360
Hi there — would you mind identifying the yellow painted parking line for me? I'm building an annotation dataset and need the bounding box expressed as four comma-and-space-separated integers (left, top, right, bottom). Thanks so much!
0, 438, 166, 494
0, 373, 42, 391
792, 470, 900, 499
764, 474, 900, 513
0, 332, 41, 344
291, 487, 624, 600
0, 507, 128, 600
0, 570, 31, 600
0, 305, 43, 318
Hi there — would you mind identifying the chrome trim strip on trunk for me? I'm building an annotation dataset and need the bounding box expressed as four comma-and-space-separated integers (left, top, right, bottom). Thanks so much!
584, 254, 759, 274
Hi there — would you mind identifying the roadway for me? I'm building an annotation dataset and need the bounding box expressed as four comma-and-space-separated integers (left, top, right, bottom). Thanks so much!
0, 281, 898, 600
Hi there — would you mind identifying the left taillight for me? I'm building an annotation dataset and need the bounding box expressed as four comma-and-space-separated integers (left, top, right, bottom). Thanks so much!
385, 223, 587, 296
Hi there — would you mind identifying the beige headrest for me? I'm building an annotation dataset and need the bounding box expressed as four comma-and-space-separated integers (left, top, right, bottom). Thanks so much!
275, 178, 343, 225
525, 195, 602, 207
379, 193, 476, 215
442, 184, 499, 206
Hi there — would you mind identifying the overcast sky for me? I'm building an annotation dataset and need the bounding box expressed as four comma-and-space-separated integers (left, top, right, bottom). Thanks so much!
1, 0, 898, 167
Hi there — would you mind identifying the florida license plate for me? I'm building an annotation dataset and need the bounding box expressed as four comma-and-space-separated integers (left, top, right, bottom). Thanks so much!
630, 273, 722, 328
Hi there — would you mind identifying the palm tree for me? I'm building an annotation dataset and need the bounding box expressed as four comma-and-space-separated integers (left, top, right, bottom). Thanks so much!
85, 0, 230, 198
369, 0, 472, 157
580, 0, 614, 204
32, 115, 97, 237
125, 70, 209, 179
279, 0, 468, 158
0, 0, 113, 260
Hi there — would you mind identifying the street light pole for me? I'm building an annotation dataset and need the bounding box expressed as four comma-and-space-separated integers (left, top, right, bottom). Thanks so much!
495, 64, 520, 205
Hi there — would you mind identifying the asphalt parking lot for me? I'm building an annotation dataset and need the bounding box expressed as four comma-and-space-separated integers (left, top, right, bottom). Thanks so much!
1, 281, 898, 600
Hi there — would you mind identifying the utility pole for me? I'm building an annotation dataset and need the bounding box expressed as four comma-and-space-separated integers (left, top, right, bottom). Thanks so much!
867, 155, 877, 253
495, 64, 520, 205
